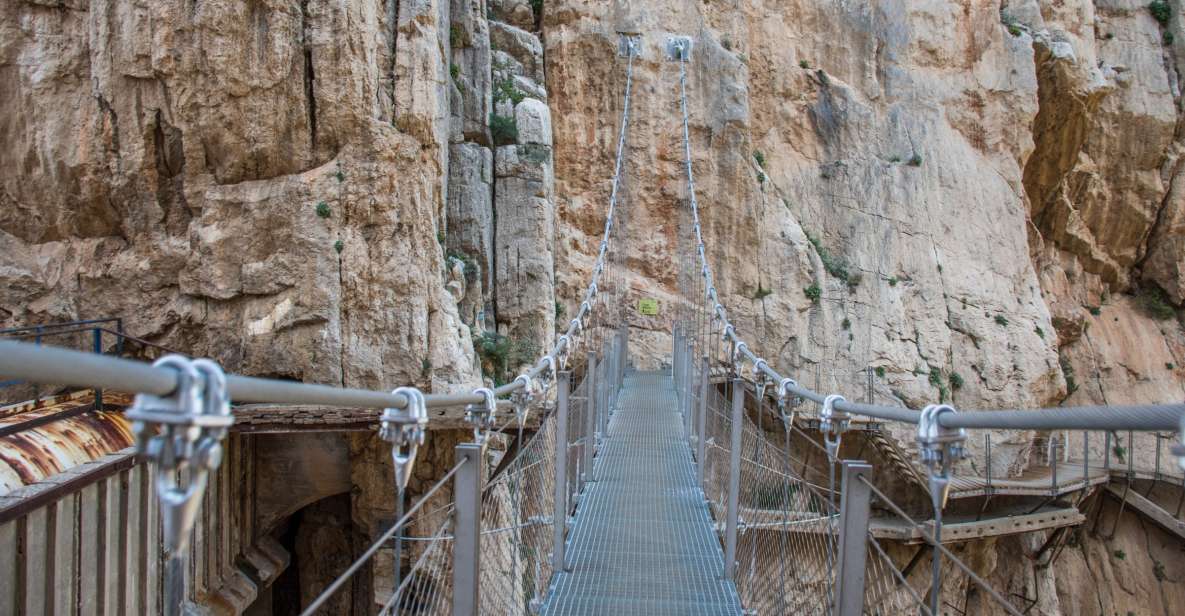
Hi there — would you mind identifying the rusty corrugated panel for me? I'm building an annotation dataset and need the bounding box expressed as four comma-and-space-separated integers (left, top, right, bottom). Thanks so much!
0, 391, 134, 496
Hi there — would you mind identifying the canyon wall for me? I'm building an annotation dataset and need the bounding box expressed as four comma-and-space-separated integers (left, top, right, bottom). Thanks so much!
2, 0, 1184, 613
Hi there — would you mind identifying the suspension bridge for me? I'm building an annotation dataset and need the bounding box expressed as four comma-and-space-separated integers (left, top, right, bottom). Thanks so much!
1, 36, 1184, 616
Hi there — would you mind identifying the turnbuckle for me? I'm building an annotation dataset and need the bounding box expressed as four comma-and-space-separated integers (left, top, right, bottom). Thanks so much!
380, 387, 428, 492
820, 394, 848, 457
466, 387, 498, 443
916, 404, 967, 509
126, 355, 233, 555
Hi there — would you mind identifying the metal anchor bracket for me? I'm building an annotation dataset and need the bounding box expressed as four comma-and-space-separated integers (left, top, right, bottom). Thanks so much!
618, 33, 641, 57
666, 36, 692, 61
381, 387, 428, 492
127, 355, 233, 555
466, 387, 498, 443
512, 374, 538, 424
820, 394, 849, 456
917, 404, 967, 509
776, 377, 803, 413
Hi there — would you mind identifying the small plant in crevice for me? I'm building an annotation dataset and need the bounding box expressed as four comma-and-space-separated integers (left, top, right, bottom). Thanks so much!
936, 263, 943, 273
1087, 305, 1102, 316
722, 37, 733, 51
421, 358, 432, 379
753, 151, 765, 168
889, 155, 901, 163
493, 74, 526, 106
804, 230, 858, 287
474, 330, 538, 386
995, 314, 1009, 326
530, 0, 543, 19
450, 24, 464, 49
555, 300, 565, 319
1165, 31, 1175, 45
799, 59, 810, 69
1136, 285, 1176, 320
1150, 0, 1172, 26
1007, 23, 1022, 37
841, 317, 851, 330
1167, 362, 1176, 370
335, 169, 345, 182
436, 230, 446, 245
756, 171, 766, 184
1112, 549, 1127, 561
949, 372, 964, 390
1060, 355, 1078, 395
315, 201, 331, 218
1035, 325, 1045, 339
908, 153, 923, 166
334, 239, 344, 254
804, 283, 821, 304
752, 284, 773, 300
490, 113, 518, 146
888, 276, 899, 287
1153, 560, 1167, 581
875, 366, 886, 378
450, 63, 461, 81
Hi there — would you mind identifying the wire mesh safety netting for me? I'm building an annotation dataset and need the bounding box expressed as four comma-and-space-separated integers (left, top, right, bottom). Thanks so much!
380, 372, 592, 615
697, 380, 928, 615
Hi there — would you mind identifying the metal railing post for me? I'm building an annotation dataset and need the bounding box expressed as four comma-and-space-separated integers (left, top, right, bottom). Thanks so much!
598, 344, 610, 438
552, 371, 572, 571
584, 352, 598, 484
452, 442, 484, 616
835, 460, 873, 616
696, 358, 709, 487
724, 378, 744, 580
91, 327, 103, 409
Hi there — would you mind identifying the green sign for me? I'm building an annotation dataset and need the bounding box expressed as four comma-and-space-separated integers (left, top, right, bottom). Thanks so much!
638, 298, 659, 316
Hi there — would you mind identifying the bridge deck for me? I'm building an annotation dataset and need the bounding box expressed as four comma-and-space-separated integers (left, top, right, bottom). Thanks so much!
542, 371, 742, 615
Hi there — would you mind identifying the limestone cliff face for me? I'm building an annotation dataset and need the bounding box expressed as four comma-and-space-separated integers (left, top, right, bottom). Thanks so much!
3, 0, 1184, 613
543, 0, 1184, 613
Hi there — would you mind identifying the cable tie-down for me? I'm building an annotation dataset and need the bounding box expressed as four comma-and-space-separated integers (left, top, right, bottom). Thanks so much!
917, 404, 967, 509
466, 387, 498, 443
820, 394, 849, 456
127, 355, 233, 555
381, 387, 428, 492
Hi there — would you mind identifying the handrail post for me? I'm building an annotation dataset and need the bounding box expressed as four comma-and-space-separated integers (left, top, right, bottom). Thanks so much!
584, 352, 598, 485
724, 378, 744, 580
453, 442, 484, 616
696, 358, 709, 487
91, 327, 103, 409
552, 371, 572, 571
835, 460, 873, 616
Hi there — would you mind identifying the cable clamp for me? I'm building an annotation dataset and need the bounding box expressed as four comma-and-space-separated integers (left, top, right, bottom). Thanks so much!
512, 375, 537, 424
776, 378, 801, 428
820, 394, 848, 455
466, 387, 498, 443
127, 355, 233, 555
753, 360, 770, 402
381, 387, 428, 492
917, 404, 967, 509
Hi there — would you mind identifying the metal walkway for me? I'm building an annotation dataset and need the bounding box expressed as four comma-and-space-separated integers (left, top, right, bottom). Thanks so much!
541, 371, 743, 615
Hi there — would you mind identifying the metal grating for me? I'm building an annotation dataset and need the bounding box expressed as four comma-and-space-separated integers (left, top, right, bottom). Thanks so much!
541, 371, 743, 615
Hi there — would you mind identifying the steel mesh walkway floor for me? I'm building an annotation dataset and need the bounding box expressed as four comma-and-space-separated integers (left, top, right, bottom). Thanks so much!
541, 371, 743, 615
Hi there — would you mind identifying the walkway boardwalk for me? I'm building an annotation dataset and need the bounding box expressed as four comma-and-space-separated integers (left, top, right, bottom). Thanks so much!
541, 371, 743, 615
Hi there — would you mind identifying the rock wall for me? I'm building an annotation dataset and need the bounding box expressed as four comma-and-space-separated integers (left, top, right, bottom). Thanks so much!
542, 0, 1184, 614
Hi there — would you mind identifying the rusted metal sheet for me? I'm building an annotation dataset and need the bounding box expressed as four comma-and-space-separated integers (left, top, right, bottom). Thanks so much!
0, 391, 134, 496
